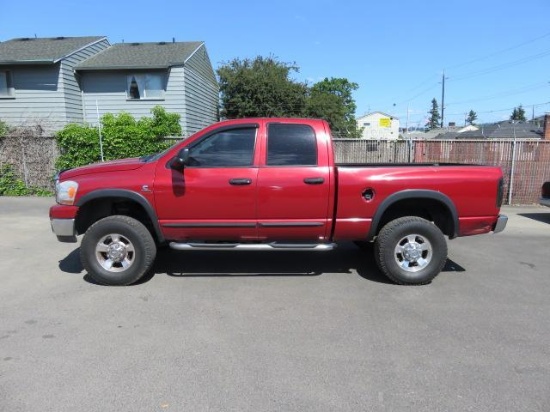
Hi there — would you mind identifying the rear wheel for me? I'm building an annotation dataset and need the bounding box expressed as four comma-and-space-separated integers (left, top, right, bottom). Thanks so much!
81, 215, 156, 286
374, 216, 447, 285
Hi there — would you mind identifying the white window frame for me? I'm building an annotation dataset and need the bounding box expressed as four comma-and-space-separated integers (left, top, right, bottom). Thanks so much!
126, 73, 165, 100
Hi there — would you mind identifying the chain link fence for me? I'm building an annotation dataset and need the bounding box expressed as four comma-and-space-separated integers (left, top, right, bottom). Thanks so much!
1, 132, 549, 204
334, 139, 550, 205
0, 131, 59, 190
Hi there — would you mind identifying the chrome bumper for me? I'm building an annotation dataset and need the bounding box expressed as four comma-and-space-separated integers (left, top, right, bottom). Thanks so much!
493, 215, 508, 234
51, 218, 77, 243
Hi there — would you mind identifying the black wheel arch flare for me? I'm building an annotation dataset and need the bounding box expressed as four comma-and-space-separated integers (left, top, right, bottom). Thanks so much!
367, 189, 459, 241
75, 189, 165, 243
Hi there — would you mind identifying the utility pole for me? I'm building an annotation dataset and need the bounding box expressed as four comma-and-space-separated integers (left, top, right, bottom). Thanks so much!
441, 71, 446, 128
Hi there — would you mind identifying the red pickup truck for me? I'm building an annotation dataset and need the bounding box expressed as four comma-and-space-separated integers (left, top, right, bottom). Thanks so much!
50, 118, 507, 286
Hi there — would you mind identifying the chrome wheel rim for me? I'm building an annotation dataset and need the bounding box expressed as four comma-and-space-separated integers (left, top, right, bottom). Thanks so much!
394, 234, 432, 272
95, 233, 135, 272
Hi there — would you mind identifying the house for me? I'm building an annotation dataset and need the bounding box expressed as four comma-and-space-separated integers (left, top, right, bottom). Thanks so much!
356, 112, 400, 139
0, 36, 110, 132
75, 41, 219, 136
435, 121, 544, 140
0, 37, 219, 136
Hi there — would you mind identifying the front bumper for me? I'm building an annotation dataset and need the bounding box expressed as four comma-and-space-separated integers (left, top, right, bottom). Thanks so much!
51, 219, 77, 243
493, 214, 508, 234
50, 204, 79, 243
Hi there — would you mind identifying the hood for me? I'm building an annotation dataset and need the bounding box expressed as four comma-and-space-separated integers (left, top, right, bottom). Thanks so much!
60, 157, 145, 179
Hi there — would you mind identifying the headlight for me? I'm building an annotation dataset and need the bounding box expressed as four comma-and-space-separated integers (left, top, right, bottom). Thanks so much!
56, 180, 79, 205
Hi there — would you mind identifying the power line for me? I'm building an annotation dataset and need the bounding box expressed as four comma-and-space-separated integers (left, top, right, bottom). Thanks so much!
446, 101, 550, 116
450, 49, 550, 81
446, 30, 550, 71
445, 81, 549, 106
404, 101, 550, 120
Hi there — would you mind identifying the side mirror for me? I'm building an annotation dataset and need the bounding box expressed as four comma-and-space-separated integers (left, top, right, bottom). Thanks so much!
170, 148, 190, 171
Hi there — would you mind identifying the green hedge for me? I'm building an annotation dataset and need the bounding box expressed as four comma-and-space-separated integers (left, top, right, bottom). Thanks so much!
55, 106, 181, 170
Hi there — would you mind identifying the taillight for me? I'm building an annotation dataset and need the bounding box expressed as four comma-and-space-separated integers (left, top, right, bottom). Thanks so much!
497, 178, 504, 208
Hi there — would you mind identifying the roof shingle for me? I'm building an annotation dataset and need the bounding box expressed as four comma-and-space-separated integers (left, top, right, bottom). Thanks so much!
0, 36, 106, 64
75, 41, 204, 70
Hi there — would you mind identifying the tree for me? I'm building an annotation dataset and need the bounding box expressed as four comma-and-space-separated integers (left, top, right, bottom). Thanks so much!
217, 56, 308, 118
305, 77, 361, 138
426, 98, 440, 130
466, 110, 478, 125
510, 105, 526, 121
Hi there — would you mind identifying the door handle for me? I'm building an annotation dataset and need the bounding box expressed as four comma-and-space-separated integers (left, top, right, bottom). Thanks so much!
229, 178, 252, 186
304, 177, 325, 185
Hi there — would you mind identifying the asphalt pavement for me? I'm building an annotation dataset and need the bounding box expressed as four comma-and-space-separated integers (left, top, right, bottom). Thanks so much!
0, 197, 549, 412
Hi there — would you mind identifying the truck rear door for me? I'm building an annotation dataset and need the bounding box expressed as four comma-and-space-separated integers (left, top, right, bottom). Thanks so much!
256, 121, 333, 242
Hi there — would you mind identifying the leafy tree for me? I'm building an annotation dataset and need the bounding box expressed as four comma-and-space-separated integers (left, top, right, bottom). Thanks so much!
466, 110, 478, 125
218, 56, 362, 137
306, 77, 361, 138
426, 98, 440, 130
510, 105, 526, 121
217, 56, 308, 118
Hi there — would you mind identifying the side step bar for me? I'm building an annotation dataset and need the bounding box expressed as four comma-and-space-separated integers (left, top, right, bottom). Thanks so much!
169, 242, 336, 252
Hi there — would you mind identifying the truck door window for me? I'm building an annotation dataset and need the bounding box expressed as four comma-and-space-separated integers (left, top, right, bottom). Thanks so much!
266, 124, 317, 166
187, 127, 257, 167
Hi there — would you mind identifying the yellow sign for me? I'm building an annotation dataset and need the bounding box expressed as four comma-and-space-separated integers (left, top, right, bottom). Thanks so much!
379, 117, 391, 128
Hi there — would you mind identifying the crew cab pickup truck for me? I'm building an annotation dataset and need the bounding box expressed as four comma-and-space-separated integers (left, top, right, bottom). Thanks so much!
50, 118, 507, 286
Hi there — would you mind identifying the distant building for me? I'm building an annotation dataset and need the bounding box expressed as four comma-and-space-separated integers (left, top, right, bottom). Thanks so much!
357, 112, 399, 140
76, 41, 218, 136
435, 121, 543, 140
0, 36, 219, 134
0, 36, 110, 132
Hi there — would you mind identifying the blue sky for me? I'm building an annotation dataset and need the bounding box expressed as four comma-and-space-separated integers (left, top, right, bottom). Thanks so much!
2, 0, 550, 127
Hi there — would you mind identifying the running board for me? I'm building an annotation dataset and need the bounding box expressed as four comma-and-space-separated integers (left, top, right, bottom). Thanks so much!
169, 242, 336, 252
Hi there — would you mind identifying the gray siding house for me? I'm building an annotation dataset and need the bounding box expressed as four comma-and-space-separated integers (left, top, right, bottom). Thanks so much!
0, 36, 110, 132
76, 41, 219, 136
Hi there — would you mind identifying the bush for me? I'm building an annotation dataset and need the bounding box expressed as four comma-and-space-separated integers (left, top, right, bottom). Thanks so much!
0, 120, 9, 137
0, 164, 53, 196
55, 106, 181, 170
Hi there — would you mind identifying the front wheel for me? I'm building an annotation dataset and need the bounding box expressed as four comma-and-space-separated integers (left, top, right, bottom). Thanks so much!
374, 217, 447, 285
81, 215, 157, 286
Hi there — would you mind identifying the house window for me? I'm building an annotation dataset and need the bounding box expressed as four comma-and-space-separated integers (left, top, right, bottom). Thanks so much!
126, 74, 164, 99
0, 71, 14, 98
363, 122, 370, 126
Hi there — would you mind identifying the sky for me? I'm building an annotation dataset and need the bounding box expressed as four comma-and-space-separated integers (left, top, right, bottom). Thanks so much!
2, 0, 550, 128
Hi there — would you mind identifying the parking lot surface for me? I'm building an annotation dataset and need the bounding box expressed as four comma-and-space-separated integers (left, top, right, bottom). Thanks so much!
1, 197, 549, 412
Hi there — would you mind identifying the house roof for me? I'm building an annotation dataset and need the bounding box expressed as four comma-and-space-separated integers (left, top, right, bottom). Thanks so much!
0, 36, 106, 65
357, 111, 399, 120
435, 121, 543, 139
75, 41, 204, 71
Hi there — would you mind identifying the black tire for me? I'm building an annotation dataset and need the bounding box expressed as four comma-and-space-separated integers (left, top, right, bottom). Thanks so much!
374, 216, 447, 285
81, 215, 157, 286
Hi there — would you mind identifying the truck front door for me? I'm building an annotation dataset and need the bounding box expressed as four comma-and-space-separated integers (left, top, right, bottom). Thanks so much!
154, 124, 259, 241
